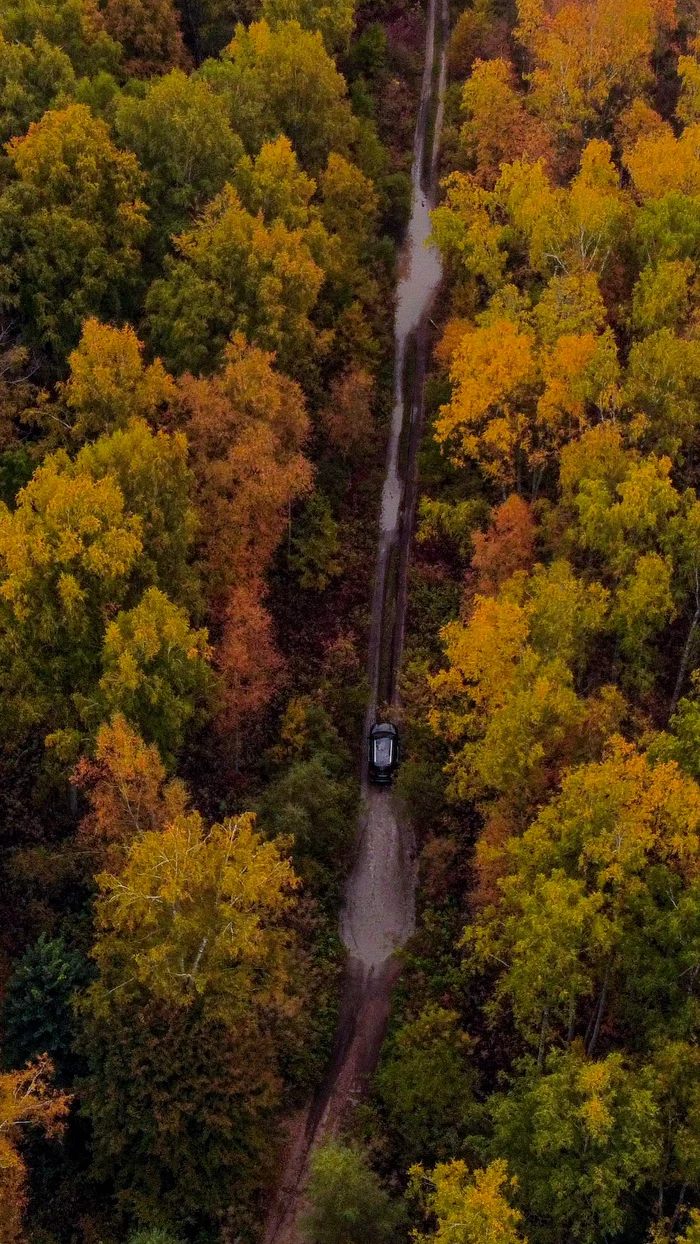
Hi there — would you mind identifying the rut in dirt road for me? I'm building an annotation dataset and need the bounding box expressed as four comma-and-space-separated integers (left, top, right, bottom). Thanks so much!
262, 1, 447, 1237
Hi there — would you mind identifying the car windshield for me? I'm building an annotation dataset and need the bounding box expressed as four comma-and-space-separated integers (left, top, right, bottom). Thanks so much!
373, 735, 393, 767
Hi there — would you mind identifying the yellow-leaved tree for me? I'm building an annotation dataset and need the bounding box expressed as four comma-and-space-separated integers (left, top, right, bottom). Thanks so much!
90, 810, 297, 1008
79, 809, 305, 1229
464, 740, 700, 1050
429, 559, 613, 827
61, 318, 176, 442
409, 1158, 526, 1244
0, 104, 148, 361
436, 312, 618, 493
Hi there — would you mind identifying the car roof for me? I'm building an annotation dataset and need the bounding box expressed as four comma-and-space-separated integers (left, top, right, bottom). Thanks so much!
371, 721, 397, 735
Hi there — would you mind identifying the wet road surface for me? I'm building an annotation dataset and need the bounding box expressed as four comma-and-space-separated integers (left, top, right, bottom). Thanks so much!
262, 0, 447, 1234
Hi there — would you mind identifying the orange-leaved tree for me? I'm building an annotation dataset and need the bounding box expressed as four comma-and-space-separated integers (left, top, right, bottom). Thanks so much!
515, 0, 676, 151
179, 334, 312, 598
176, 335, 311, 736
74, 713, 188, 870
471, 495, 537, 597
459, 58, 552, 188
320, 366, 375, 457
0, 1055, 71, 1244
216, 579, 286, 741
100, 0, 189, 75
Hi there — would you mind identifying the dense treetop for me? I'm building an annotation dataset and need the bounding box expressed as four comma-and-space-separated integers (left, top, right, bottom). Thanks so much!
7, 1, 700, 1243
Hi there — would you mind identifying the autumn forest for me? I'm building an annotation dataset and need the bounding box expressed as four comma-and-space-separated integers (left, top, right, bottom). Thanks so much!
3, 0, 700, 1241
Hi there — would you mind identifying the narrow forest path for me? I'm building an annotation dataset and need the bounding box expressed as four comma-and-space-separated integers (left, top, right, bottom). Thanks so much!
262, 4, 447, 1236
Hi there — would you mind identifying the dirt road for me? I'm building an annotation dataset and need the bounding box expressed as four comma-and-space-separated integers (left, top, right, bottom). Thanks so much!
263, 1, 447, 1235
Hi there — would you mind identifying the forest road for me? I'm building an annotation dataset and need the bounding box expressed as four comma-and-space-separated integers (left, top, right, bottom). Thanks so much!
261, 0, 447, 1237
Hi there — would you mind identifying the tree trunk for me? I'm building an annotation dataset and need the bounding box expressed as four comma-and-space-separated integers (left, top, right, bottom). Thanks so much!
587, 965, 610, 1057
567, 998, 576, 1043
584, 1002, 596, 1049
531, 463, 545, 502
671, 1183, 688, 1231
670, 573, 700, 720
537, 1007, 549, 1070
189, 934, 209, 981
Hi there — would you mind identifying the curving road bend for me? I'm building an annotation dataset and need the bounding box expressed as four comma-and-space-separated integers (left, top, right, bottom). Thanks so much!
263, 1, 447, 1236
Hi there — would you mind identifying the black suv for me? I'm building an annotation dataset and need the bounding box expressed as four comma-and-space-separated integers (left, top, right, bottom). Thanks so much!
368, 722, 400, 785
